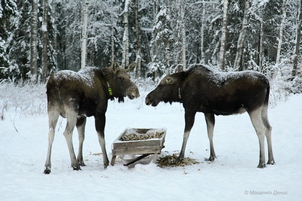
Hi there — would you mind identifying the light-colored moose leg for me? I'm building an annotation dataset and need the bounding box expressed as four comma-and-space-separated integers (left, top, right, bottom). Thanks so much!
44, 109, 59, 174
248, 107, 267, 168
204, 113, 216, 161
261, 105, 275, 165
76, 116, 87, 166
95, 114, 109, 168
64, 109, 81, 170
178, 110, 197, 161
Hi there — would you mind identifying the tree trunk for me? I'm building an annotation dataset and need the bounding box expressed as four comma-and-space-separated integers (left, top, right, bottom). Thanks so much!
258, 19, 264, 71
142, 32, 151, 64
219, 0, 228, 71
111, 24, 115, 65
276, 0, 287, 64
30, 0, 38, 83
180, 0, 186, 71
122, 0, 130, 67
292, 0, 302, 77
200, 2, 205, 63
41, 0, 48, 83
135, 0, 141, 78
51, 0, 58, 72
81, 0, 89, 69
234, 0, 250, 70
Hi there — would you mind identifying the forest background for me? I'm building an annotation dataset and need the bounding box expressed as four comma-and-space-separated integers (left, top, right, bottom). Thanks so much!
0, 0, 301, 95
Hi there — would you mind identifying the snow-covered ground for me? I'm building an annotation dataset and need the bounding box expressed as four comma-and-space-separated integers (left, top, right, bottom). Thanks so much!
0, 87, 301, 201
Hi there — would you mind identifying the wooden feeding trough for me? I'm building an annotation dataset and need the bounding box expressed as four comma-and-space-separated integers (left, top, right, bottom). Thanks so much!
111, 128, 166, 166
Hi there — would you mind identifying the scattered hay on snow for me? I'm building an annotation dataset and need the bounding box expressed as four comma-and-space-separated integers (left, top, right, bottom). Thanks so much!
157, 154, 199, 168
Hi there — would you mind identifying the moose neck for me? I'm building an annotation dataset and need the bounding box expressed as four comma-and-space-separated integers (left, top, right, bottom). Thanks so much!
100, 69, 114, 100
173, 71, 186, 103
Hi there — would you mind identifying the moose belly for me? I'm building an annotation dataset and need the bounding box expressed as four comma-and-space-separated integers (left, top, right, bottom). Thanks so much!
203, 102, 246, 116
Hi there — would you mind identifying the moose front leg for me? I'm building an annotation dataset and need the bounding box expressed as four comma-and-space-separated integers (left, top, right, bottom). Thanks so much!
178, 110, 196, 161
95, 113, 110, 169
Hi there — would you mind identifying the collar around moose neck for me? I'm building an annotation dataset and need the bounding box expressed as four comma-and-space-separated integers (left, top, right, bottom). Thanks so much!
178, 87, 182, 100
101, 69, 114, 100
106, 81, 114, 101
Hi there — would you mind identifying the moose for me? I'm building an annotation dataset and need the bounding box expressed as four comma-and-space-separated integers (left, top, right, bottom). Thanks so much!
44, 62, 140, 174
146, 64, 275, 168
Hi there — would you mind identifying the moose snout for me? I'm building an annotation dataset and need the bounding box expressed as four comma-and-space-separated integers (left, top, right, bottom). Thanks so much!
145, 96, 151, 105
145, 95, 158, 106
127, 86, 140, 99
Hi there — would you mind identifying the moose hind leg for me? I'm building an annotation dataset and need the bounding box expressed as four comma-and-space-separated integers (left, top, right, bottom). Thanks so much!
205, 113, 216, 161
248, 108, 266, 168
64, 110, 80, 170
261, 105, 275, 165
76, 116, 87, 166
44, 109, 59, 174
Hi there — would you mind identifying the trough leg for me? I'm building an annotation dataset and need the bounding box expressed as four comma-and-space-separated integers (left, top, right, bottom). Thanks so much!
261, 105, 275, 165
76, 116, 87, 166
44, 110, 59, 174
64, 110, 81, 171
204, 113, 216, 161
248, 108, 266, 168
153, 153, 159, 163
111, 155, 116, 166
95, 113, 110, 169
178, 110, 196, 161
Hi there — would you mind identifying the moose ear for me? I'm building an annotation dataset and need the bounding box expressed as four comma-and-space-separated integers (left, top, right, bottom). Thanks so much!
112, 62, 120, 73
165, 77, 177, 84
125, 62, 136, 72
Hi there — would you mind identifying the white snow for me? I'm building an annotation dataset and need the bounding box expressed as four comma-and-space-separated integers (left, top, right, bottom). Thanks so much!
53, 68, 96, 88
0, 87, 302, 200
41, 24, 47, 32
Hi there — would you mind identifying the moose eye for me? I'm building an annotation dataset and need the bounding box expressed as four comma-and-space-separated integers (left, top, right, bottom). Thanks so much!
165, 77, 174, 84
118, 76, 124, 82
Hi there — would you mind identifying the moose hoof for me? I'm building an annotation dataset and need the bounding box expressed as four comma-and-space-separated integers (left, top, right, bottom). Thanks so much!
176, 156, 184, 163
206, 156, 216, 162
257, 163, 266, 168
44, 168, 51, 174
72, 165, 81, 171
267, 160, 275, 165
79, 161, 86, 166
104, 163, 109, 169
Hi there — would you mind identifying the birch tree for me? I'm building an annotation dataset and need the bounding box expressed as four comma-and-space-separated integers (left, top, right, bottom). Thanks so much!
135, 0, 141, 78
81, 0, 89, 69
219, 0, 228, 71
41, 0, 48, 83
234, 0, 250, 70
276, 0, 287, 64
292, 0, 302, 77
30, 0, 38, 82
122, 0, 130, 67
200, 2, 206, 63
258, 19, 264, 71
180, 0, 186, 71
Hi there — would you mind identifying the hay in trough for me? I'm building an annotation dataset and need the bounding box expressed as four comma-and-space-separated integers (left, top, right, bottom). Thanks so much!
120, 129, 165, 141
157, 154, 199, 168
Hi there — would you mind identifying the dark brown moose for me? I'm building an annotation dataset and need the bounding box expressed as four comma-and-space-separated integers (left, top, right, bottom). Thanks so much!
146, 64, 275, 168
44, 63, 140, 174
